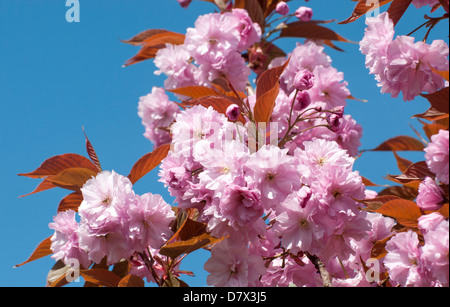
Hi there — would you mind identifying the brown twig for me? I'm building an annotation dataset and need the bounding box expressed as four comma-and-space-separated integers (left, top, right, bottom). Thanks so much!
306, 252, 333, 287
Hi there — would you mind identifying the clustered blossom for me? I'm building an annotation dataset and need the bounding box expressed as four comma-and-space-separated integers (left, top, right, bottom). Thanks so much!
47, 3, 449, 288
384, 214, 449, 287
154, 9, 261, 92
360, 12, 449, 101
49, 171, 176, 274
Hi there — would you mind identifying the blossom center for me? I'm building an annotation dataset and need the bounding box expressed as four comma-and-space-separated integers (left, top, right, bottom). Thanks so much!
265, 171, 277, 181
298, 219, 308, 228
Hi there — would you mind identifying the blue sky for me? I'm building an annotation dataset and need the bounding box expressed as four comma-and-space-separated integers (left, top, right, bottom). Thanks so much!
0, 0, 448, 287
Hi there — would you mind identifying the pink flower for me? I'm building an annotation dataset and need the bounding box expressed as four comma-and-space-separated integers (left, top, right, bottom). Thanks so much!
417, 177, 446, 211
244, 145, 301, 209
154, 44, 199, 90
308, 65, 350, 109
77, 171, 136, 265
204, 240, 266, 287
227, 9, 261, 52
384, 231, 432, 287
171, 105, 228, 158
185, 13, 239, 67
418, 212, 445, 233
127, 193, 175, 252
360, 12, 395, 77
382, 36, 449, 101
294, 139, 354, 182
361, 12, 449, 101
333, 114, 363, 157
226, 104, 240, 122
293, 69, 315, 91
78, 171, 134, 232
273, 189, 325, 254
276, 1, 290, 15
425, 129, 449, 184
422, 219, 449, 286
138, 87, 180, 147
295, 7, 313, 21
49, 210, 90, 268
281, 41, 331, 93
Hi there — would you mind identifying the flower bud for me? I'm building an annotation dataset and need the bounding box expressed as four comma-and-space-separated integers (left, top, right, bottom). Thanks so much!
293, 69, 315, 91
276, 1, 290, 16
295, 6, 313, 21
226, 104, 240, 122
290, 90, 311, 111
327, 114, 340, 132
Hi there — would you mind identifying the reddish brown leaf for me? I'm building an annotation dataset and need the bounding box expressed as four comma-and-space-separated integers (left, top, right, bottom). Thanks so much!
339, 0, 394, 24
373, 199, 423, 228
371, 235, 395, 259
279, 21, 354, 43
57, 192, 84, 212
362, 176, 381, 187
118, 275, 145, 287
14, 237, 52, 268
46, 167, 98, 191
392, 151, 413, 173
168, 218, 208, 243
412, 107, 449, 121
124, 31, 185, 66
439, 203, 449, 218
361, 195, 402, 211
423, 122, 448, 141
128, 144, 171, 184
254, 59, 290, 124
80, 269, 121, 287
83, 129, 102, 172
378, 185, 419, 201
369, 135, 425, 151
390, 161, 435, 184
167, 86, 220, 99
121, 29, 169, 46
386, 0, 412, 26
19, 179, 58, 198
160, 233, 224, 259
421, 87, 449, 114
18, 153, 98, 179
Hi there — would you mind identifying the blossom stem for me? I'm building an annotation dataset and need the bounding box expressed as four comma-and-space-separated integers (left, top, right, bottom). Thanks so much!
305, 252, 333, 287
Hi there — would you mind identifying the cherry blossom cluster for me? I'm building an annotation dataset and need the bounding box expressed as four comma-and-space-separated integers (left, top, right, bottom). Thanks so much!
46, 2, 449, 287
49, 171, 177, 282
360, 12, 449, 101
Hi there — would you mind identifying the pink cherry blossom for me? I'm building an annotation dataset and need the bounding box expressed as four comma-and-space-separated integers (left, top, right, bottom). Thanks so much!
204, 240, 266, 287
411, 0, 440, 8
127, 193, 175, 252
421, 219, 449, 286
49, 210, 90, 269
384, 230, 432, 287
295, 7, 313, 21
138, 87, 180, 147
424, 129, 449, 184
275, 1, 290, 16
417, 177, 446, 211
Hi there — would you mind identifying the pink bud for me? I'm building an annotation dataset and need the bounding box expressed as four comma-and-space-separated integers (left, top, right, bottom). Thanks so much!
276, 2, 290, 16
293, 69, 315, 91
290, 90, 311, 111
295, 6, 313, 21
226, 104, 240, 121
327, 114, 340, 132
